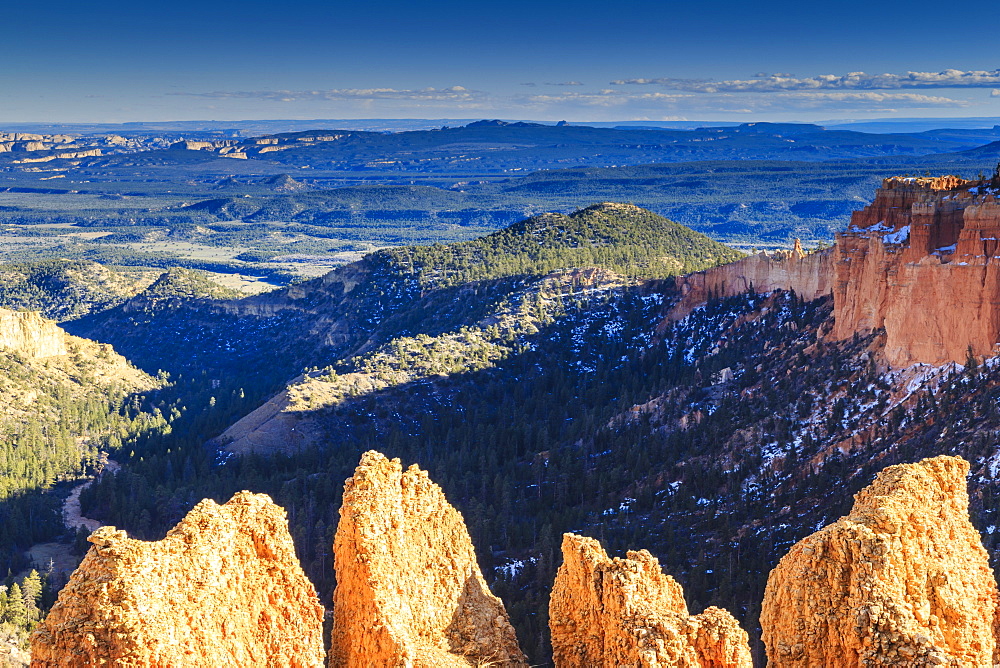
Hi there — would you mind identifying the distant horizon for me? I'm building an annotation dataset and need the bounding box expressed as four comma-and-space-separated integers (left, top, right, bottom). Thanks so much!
3, 115, 999, 137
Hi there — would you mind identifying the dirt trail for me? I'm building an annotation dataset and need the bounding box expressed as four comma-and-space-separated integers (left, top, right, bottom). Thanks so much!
62, 459, 119, 533
21, 459, 120, 580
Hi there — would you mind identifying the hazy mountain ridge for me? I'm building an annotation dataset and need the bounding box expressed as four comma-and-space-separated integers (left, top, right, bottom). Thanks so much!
4, 121, 1000, 278
150, 122, 1000, 173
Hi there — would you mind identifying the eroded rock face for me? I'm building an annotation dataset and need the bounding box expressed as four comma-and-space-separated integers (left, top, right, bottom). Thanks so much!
30, 492, 325, 667
549, 533, 752, 667
761, 455, 998, 667
832, 175, 1000, 366
0, 309, 66, 359
331, 451, 526, 667
667, 244, 833, 322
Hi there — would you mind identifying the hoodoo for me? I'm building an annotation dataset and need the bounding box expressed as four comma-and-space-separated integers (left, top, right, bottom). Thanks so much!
330, 451, 526, 667
30, 492, 325, 667
549, 533, 752, 667
760, 455, 998, 666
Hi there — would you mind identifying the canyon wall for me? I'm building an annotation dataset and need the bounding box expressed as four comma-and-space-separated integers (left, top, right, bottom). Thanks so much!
330, 451, 526, 667
30, 492, 325, 667
0, 308, 66, 358
549, 533, 752, 667
670, 175, 1000, 367
668, 240, 833, 321
831, 175, 1000, 366
760, 455, 998, 667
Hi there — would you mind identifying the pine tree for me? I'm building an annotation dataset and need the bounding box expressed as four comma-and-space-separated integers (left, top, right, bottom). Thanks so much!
4, 582, 26, 628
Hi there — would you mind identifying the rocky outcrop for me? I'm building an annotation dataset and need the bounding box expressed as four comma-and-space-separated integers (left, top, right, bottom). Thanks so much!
668, 174, 1000, 366
761, 455, 998, 666
331, 451, 526, 667
0, 309, 67, 358
549, 533, 752, 667
667, 241, 833, 321
12, 149, 102, 164
832, 175, 1000, 366
30, 492, 325, 667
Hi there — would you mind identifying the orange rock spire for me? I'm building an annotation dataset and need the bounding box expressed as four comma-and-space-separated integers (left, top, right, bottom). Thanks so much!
30, 491, 325, 667
330, 451, 526, 667
761, 455, 999, 666
549, 533, 752, 667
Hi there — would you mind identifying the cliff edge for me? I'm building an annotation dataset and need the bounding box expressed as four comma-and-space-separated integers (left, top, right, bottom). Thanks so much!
832, 175, 1000, 366
761, 455, 998, 666
549, 533, 752, 667
667, 240, 833, 322
330, 451, 526, 667
30, 492, 325, 667
0, 308, 67, 359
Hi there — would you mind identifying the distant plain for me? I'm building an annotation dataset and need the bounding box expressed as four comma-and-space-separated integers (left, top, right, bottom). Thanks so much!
3, 119, 1000, 290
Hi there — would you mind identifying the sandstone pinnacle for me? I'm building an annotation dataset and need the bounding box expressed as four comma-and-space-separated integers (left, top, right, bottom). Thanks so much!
330, 450, 526, 667
30, 491, 325, 667
761, 455, 998, 666
549, 532, 752, 667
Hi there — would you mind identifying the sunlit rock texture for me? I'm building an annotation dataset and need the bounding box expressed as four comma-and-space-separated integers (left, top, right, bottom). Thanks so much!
30, 492, 325, 667
549, 533, 752, 667
761, 455, 998, 667
330, 450, 527, 667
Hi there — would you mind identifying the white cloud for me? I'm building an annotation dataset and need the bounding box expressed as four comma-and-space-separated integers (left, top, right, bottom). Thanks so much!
777, 91, 968, 106
517, 91, 690, 108
992, 89, 1000, 97
516, 90, 967, 112
172, 86, 486, 102
612, 69, 1000, 93
164, 82, 973, 121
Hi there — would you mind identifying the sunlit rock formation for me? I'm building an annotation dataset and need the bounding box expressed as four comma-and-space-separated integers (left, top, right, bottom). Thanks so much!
549, 533, 752, 667
832, 175, 1000, 366
667, 240, 833, 321
761, 455, 998, 666
30, 492, 325, 667
330, 451, 526, 667
0, 308, 67, 358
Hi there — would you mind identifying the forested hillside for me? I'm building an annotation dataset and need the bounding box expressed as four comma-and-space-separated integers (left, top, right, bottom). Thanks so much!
0, 261, 154, 322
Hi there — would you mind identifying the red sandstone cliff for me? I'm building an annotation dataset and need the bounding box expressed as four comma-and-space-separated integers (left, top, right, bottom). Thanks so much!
670, 174, 1000, 367
668, 241, 833, 321
831, 175, 1000, 366
760, 455, 999, 666
30, 492, 325, 667
330, 451, 526, 667
549, 533, 752, 667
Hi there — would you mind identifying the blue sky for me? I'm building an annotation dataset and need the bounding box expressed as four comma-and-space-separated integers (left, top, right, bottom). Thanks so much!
3, 0, 999, 123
